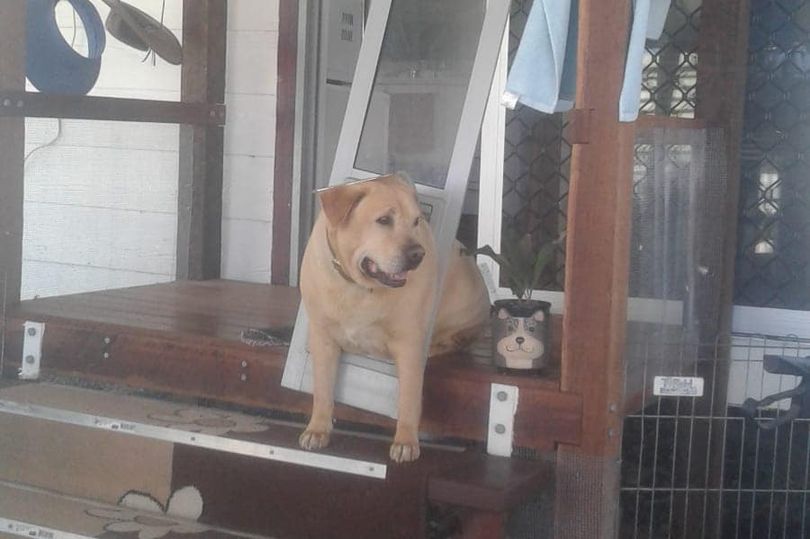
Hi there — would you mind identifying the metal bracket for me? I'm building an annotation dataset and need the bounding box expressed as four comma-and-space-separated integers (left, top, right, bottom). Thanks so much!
487, 383, 519, 457
0, 517, 91, 539
19, 321, 44, 380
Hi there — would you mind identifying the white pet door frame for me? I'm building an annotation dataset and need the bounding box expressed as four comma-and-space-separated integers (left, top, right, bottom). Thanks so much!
282, 0, 511, 417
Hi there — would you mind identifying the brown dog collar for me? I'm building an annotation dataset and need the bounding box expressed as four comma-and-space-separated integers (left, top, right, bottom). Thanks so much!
325, 229, 362, 287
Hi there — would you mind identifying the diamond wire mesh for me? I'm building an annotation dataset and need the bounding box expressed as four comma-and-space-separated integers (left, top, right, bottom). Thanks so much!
621, 333, 810, 539
501, 0, 703, 293
501, 0, 570, 291
734, 0, 810, 310
640, 0, 702, 118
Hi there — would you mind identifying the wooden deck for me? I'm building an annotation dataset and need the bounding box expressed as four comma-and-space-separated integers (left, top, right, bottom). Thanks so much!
1, 280, 581, 450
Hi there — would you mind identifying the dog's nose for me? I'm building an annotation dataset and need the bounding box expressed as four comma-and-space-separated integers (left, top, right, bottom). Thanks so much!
404, 244, 425, 270
516, 336, 525, 345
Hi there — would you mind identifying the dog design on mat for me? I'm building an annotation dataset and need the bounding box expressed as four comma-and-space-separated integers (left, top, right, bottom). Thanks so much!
299, 173, 490, 462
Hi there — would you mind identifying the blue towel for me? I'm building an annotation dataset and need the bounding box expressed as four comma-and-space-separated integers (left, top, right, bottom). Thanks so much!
619, 0, 652, 122
502, 0, 577, 113
503, 0, 671, 122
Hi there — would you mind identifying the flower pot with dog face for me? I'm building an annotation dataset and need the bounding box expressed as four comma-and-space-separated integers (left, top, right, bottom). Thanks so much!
491, 299, 550, 370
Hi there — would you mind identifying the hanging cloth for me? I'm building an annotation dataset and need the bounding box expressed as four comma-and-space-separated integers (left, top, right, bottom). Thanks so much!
502, 0, 672, 122
501, 0, 578, 114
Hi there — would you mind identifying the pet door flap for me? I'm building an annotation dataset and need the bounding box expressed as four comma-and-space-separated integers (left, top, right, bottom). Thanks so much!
282, 0, 510, 417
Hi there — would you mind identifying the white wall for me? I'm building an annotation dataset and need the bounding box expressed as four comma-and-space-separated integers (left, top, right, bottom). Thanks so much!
222, 0, 279, 283
21, 0, 279, 300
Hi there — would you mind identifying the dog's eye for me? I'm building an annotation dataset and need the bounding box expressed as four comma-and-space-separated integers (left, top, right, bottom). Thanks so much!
376, 215, 393, 226
529, 325, 536, 332
413, 216, 421, 227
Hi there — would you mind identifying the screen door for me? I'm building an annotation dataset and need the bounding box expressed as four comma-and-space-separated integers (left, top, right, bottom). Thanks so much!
282, 0, 509, 417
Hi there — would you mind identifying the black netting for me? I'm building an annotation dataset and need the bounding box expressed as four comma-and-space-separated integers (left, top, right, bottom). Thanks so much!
734, 0, 810, 310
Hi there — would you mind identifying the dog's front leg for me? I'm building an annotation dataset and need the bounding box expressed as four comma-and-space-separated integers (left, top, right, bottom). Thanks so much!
389, 340, 425, 463
299, 326, 340, 451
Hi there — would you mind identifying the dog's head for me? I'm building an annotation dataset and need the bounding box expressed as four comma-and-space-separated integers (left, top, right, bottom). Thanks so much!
318, 173, 432, 289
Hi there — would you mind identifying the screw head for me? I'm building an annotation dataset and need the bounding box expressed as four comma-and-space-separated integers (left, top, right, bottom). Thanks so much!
2, 98, 11, 107
103, 352, 110, 359
241, 360, 248, 368
27, 327, 37, 336
608, 428, 616, 438
240, 373, 248, 382
15, 100, 23, 108
25, 355, 35, 364
609, 403, 617, 413
497, 391, 508, 402
104, 336, 111, 344
494, 424, 506, 434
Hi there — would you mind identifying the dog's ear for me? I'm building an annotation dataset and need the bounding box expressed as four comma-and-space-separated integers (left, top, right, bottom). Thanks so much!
318, 183, 367, 227
497, 308, 510, 320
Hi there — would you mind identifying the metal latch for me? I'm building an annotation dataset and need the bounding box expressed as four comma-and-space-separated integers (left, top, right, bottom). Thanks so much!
19, 321, 45, 380
487, 383, 519, 457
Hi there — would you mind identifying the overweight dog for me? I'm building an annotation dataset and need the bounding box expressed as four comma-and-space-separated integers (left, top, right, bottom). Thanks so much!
298, 173, 490, 462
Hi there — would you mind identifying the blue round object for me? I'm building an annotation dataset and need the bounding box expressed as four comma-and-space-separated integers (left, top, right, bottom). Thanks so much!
26, 0, 106, 95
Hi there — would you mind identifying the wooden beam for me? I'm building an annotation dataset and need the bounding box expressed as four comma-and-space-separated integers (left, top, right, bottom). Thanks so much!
271, 0, 299, 285
0, 91, 225, 125
635, 115, 707, 130
554, 0, 635, 537
0, 0, 26, 307
693, 1, 750, 536
177, 0, 227, 280
695, 0, 750, 343
2, 315, 582, 449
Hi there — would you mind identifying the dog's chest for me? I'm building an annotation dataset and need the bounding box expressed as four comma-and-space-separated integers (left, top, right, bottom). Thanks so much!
326, 295, 390, 359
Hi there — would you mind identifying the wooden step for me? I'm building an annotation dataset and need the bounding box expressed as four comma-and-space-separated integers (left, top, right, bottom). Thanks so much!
0, 381, 482, 539
0, 480, 270, 539
2, 280, 581, 451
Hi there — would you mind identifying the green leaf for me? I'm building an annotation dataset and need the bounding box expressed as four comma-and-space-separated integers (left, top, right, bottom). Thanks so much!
470, 245, 515, 279
471, 231, 563, 302
530, 242, 556, 292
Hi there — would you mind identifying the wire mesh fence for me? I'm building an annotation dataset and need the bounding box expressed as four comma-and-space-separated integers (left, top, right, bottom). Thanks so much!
621, 332, 810, 539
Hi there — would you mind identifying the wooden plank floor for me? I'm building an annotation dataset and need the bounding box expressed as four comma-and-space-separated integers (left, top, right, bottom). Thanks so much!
13, 280, 300, 343
2, 280, 580, 450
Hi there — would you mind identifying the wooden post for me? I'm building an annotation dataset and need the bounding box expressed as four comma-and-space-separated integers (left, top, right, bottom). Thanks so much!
694, 1, 750, 535
177, 0, 227, 280
271, 0, 299, 285
554, 1, 635, 537
0, 0, 26, 306
695, 0, 750, 344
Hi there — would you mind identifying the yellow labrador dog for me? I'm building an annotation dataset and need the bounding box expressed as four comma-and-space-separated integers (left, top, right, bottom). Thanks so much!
298, 173, 490, 462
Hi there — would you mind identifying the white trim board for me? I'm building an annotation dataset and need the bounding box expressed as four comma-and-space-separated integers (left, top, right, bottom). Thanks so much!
732, 305, 810, 339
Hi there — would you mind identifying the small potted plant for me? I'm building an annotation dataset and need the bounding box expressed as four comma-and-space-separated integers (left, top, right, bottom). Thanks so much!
472, 231, 561, 370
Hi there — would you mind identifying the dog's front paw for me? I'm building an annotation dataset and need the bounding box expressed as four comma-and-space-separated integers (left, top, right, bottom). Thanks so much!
389, 436, 420, 463
299, 429, 331, 451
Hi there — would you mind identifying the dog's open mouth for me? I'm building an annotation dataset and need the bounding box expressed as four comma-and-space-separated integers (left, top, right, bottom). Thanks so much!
361, 257, 408, 288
